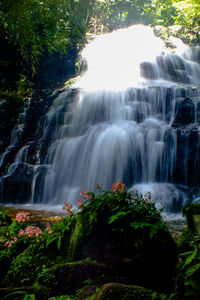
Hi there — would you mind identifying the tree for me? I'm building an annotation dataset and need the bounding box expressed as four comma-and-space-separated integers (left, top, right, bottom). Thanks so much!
0, 0, 95, 90
173, 0, 200, 43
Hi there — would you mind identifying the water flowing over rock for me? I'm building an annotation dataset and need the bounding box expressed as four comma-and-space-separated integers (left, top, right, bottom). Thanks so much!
1, 25, 200, 212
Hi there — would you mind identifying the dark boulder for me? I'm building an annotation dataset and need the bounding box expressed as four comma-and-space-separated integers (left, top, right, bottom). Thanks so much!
75, 222, 178, 293
172, 97, 195, 127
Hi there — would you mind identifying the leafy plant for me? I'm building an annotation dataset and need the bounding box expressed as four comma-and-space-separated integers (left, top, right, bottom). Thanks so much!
2, 290, 35, 300
44, 216, 74, 251
81, 181, 165, 240
0, 206, 9, 226
177, 234, 200, 297
37, 265, 55, 285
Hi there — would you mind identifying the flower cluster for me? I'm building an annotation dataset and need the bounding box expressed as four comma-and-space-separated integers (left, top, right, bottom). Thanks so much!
3, 210, 55, 249
144, 192, 152, 204
4, 237, 18, 248
80, 190, 91, 200
111, 180, 125, 193
15, 211, 31, 222
45, 224, 53, 234
19, 226, 43, 239
77, 199, 84, 206
62, 202, 75, 216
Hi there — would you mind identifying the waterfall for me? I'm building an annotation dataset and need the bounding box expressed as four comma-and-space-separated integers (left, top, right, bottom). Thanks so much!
1, 25, 200, 212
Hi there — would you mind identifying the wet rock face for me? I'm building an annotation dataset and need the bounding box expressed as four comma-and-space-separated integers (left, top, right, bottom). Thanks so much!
173, 97, 195, 126
0, 88, 64, 175
0, 89, 56, 205
0, 87, 80, 204
0, 97, 22, 155
170, 96, 200, 188
0, 163, 34, 203
174, 128, 200, 187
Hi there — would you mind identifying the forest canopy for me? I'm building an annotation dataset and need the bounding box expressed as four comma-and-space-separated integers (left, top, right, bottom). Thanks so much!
0, 0, 200, 92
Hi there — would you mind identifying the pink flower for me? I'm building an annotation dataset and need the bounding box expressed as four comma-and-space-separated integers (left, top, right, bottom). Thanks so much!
7, 241, 14, 248
80, 190, 91, 200
111, 180, 125, 193
4, 240, 10, 247
4, 239, 17, 248
15, 211, 31, 222
18, 229, 25, 237
45, 224, 53, 234
77, 199, 83, 206
24, 226, 43, 238
62, 202, 74, 215
144, 192, 151, 203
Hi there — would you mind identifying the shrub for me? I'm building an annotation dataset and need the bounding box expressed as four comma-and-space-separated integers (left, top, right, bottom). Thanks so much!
67, 181, 178, 292
176, 234, 200, 298
79, 181, 166, 241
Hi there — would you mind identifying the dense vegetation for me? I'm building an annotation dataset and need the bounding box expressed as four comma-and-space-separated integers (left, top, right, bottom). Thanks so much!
0, 182, 178, 299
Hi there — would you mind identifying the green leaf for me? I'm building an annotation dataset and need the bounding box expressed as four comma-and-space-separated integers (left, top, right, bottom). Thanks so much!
179, 251, 194, 258
2, 291, 26, 300
183, 249, 197, 268
108, 211, 129, 224
185, 263, 200, 277
130, 221, 152, 230
46, 235, 58, 247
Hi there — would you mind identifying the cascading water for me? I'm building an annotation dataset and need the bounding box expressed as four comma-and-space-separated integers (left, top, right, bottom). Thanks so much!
1, 25, 200, 213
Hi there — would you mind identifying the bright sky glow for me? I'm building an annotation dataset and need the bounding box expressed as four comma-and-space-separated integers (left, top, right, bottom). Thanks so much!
77, 25, 166, 91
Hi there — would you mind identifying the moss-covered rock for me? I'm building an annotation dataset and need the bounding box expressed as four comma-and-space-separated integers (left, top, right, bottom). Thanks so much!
95, 283, 167, 300
177, 229, 193, 253
183, 203, 200, 233
37, 260, 113, 297
78, 224, 177, 292
2, 243, 54, 287
67, 192, 178, 293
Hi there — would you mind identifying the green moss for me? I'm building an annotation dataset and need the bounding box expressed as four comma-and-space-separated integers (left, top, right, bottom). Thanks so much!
67, 217, 83, 262
95, 283, 167, 300
3, 243, 54, 287
64, 76, 79, 88
37, 260, 112, 297
183, 204, 200, 233
177, 229, 193, 253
